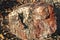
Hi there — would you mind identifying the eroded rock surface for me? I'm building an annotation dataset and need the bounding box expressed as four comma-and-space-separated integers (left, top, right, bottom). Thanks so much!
8, 2, 57, 40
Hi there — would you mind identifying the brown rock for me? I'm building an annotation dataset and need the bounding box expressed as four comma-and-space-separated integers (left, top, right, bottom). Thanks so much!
8, 2, 57, 40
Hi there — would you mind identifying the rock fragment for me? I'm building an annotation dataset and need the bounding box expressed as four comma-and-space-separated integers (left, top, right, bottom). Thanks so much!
8, 2, 57, 40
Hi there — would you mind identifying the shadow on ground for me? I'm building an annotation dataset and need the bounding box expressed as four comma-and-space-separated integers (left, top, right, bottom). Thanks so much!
53, 3, 60, 35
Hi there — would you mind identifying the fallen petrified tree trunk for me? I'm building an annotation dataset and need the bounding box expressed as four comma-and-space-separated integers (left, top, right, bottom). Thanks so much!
8, 2, 57, 40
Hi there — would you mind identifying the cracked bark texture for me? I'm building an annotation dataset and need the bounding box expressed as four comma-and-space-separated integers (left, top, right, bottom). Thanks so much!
8, 2, 57, 40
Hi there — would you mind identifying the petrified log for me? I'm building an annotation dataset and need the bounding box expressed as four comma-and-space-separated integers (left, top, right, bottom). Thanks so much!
8, 2, 57, 40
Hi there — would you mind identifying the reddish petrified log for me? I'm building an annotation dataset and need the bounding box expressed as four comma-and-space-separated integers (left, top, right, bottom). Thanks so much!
8, 2, 57, 40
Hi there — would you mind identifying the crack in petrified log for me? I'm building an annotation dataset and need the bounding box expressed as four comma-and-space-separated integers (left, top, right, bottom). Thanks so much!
8, 2, 57, 40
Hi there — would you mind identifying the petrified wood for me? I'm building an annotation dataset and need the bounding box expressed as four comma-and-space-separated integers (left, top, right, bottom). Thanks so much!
8, 2, 57, 40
